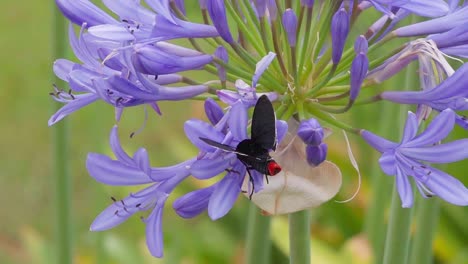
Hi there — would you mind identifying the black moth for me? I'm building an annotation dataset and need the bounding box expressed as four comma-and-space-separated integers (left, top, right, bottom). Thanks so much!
200, 95, 282, 198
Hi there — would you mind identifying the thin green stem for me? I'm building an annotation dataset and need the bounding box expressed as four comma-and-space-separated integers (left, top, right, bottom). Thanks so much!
408, 198, 440, 264
382, 187, 414, 264
245, 204, 271, 264
289, 211, 311, 264
52, 6, 72, 264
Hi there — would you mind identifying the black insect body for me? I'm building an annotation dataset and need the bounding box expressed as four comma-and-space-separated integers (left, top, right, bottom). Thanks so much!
200, 95, 282, 198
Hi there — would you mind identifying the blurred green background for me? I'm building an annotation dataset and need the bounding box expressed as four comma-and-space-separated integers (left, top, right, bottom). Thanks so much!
1, 1, 467, 264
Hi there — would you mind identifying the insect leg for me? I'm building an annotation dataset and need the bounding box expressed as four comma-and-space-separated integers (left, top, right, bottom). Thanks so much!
239, 160, 255, 199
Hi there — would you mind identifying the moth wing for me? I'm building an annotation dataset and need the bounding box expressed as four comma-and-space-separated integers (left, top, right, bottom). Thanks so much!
251, 95, 277, 150
199, 137, 256, 159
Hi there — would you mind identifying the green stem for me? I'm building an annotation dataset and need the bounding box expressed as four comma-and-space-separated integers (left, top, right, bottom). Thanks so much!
408, 198, 440, 264
52, 6, 72, 264
289, 211, 311, 264
382, 187, 414, 264
245, 204, 271, 264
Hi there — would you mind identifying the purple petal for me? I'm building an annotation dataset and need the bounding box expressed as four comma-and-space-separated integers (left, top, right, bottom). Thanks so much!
55, 0, 117, 27
190, 155, 236, 179
145, 198, 166, 258
48, 93, 99, 126
90, 203, 132, 231
297, 118, 324, 146
133, 148, 151, 176
86, 153, 152, 185
441, 45, 468, 58
102, 0, 155, 25
151, 15, 219, 39
379, 151, 397, 175
146, 0, 176, 24
184, 119, 226, 151
403, 139, 468, 163
396, 166, 414, 208
401, 111, 418, 144
53, 59, 74, 81
88, 24, 135, 41
132, 45, 213, 75
208, 169, 243, 220
173, 186, 215, 218
360, 130, 398, 153
229, 101, 248, 140
423, 167, 468, 206
252, 52, 276, 88
89, 184, 160, 231
405, 109, 455, 147
204, 98, 225, 125
394, 6, 468, 36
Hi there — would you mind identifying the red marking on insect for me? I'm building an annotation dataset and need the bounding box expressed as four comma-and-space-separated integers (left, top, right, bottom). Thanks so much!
267, 161, 282, 176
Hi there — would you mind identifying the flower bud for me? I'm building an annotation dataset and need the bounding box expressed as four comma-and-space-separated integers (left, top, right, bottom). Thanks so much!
207, 0, 234, 43
350, 53, 369, 101
282, 9, 298, 47
306, 143, 328, 166
354, 35, 368, 54
297, 118, 324, 146
331, 8, 350, 65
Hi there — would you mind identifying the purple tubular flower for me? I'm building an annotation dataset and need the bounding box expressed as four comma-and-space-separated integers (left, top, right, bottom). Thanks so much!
214, 46, 228, 82
252, 52, 276, 88
394, 5, 468, 36
86, 126, 196, 257
306, 143, 328, 166
282, 9, 298, 47
173, 185, 215, 218
55, 0, 117, 27
207, 0, 234, 43
350, 53, 369, 101
441, 45, 468, 58
361, 109, 468, 207
152, 15, 219, 40
204, 98, 224, 125
297, 118, 324, 146
331, 8, 350, 65
380, 63, 468, 114
428, 25, 468, 49
368, 0, 448, 18
132, 44, 213, 75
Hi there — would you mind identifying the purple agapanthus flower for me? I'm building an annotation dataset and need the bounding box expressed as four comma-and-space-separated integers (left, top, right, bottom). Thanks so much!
361, 109, 468, 207
86, 126, 195, 257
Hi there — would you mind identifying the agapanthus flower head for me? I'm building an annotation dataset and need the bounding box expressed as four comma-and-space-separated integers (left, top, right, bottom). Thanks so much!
52, 0, 468, 259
